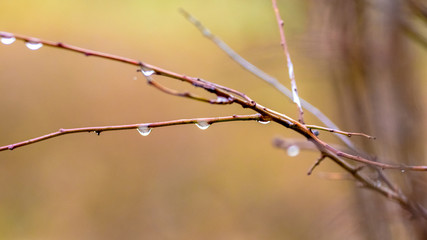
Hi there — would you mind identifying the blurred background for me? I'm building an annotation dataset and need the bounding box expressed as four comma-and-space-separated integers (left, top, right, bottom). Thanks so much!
0, 0, 426, 239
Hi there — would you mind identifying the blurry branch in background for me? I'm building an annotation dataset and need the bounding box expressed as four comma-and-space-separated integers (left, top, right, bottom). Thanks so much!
408, 0, 427, 21
401, 19, 427, 48
179, 9, 358, 151
402, 0, 427, 48
2, 1, 427, 221
0, 114, 261, 151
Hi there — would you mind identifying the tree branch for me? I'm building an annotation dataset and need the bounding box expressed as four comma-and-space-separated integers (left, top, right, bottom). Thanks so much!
179, 9, 359, 150
1, 30, 427, 220
272, 0, 304, 123
0, 114, 262, 151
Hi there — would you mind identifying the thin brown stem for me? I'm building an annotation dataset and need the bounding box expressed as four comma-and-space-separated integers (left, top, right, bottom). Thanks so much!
306, 125, 376, 139
307, 155, 326, 175
0, 114, 262, 151
323, 144, 427, 171
271, 0, 304, 123
148, 79, 213, 104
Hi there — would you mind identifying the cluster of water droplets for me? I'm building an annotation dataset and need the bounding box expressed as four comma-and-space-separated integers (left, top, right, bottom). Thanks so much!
195, 121, 210, 130
1, 33, 44, 50
287, 145, 300, 157
137, 124, 152, 136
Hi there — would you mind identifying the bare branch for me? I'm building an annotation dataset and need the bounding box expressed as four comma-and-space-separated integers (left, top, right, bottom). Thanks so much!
2, 31, 426, 173
306, 125, 376, 139
323, 144, 427, 171
307, 155, 326, 175
271, 0, 304, 123
179, 9, 359, 150
147, 78, 220, 104
0, 114, 262, 151
2, 31, 427, 220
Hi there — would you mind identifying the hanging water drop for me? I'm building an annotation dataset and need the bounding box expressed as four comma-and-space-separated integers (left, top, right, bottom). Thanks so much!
137, 124, 152, 136
1, 36, 16, 45
195, 121, 210, 130
139, 68, 155, 81
25, 42, 43, 50
287, 145, 300, 157
216, 96, 229, 103
257, 120, 270, 125
141, 69, 155, 77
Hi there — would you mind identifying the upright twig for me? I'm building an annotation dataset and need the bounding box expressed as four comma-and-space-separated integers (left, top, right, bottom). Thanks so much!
272, 0, 304, 123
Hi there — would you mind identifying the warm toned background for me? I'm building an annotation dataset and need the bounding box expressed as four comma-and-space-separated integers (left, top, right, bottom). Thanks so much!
1, 0, 426, 239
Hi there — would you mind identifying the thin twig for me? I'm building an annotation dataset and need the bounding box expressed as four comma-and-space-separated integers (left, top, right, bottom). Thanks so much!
306, 125, 376, 139
323, 144, 427, 171
271, 0, 304, 123
307, 155, 326, 175
0, 114, 262, 151
147, 79, 215, 104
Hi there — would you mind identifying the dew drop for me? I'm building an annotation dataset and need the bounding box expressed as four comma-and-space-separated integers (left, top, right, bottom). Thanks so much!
25, 42, 43, 50
401, 169, 405, 173
141, 69, 155, 77
196, 121, 210, 130
257, 120, 270, 125
1, 36, 16, 45
216, 96, 229, 103
287, 145, 300, 157
137, 124, 152, 136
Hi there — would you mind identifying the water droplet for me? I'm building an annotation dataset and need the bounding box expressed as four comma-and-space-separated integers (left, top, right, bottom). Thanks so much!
137, 124, 152, 136
1, 36, 16, 45
401, 169, 405, 173
141, 69, 155, 77
133, 76, 138, 80
25, 42, 43, 50
195, 121, 210, 130
287, 145, 300, 157
216, 96, 229, 103
257, 120, 270, 125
